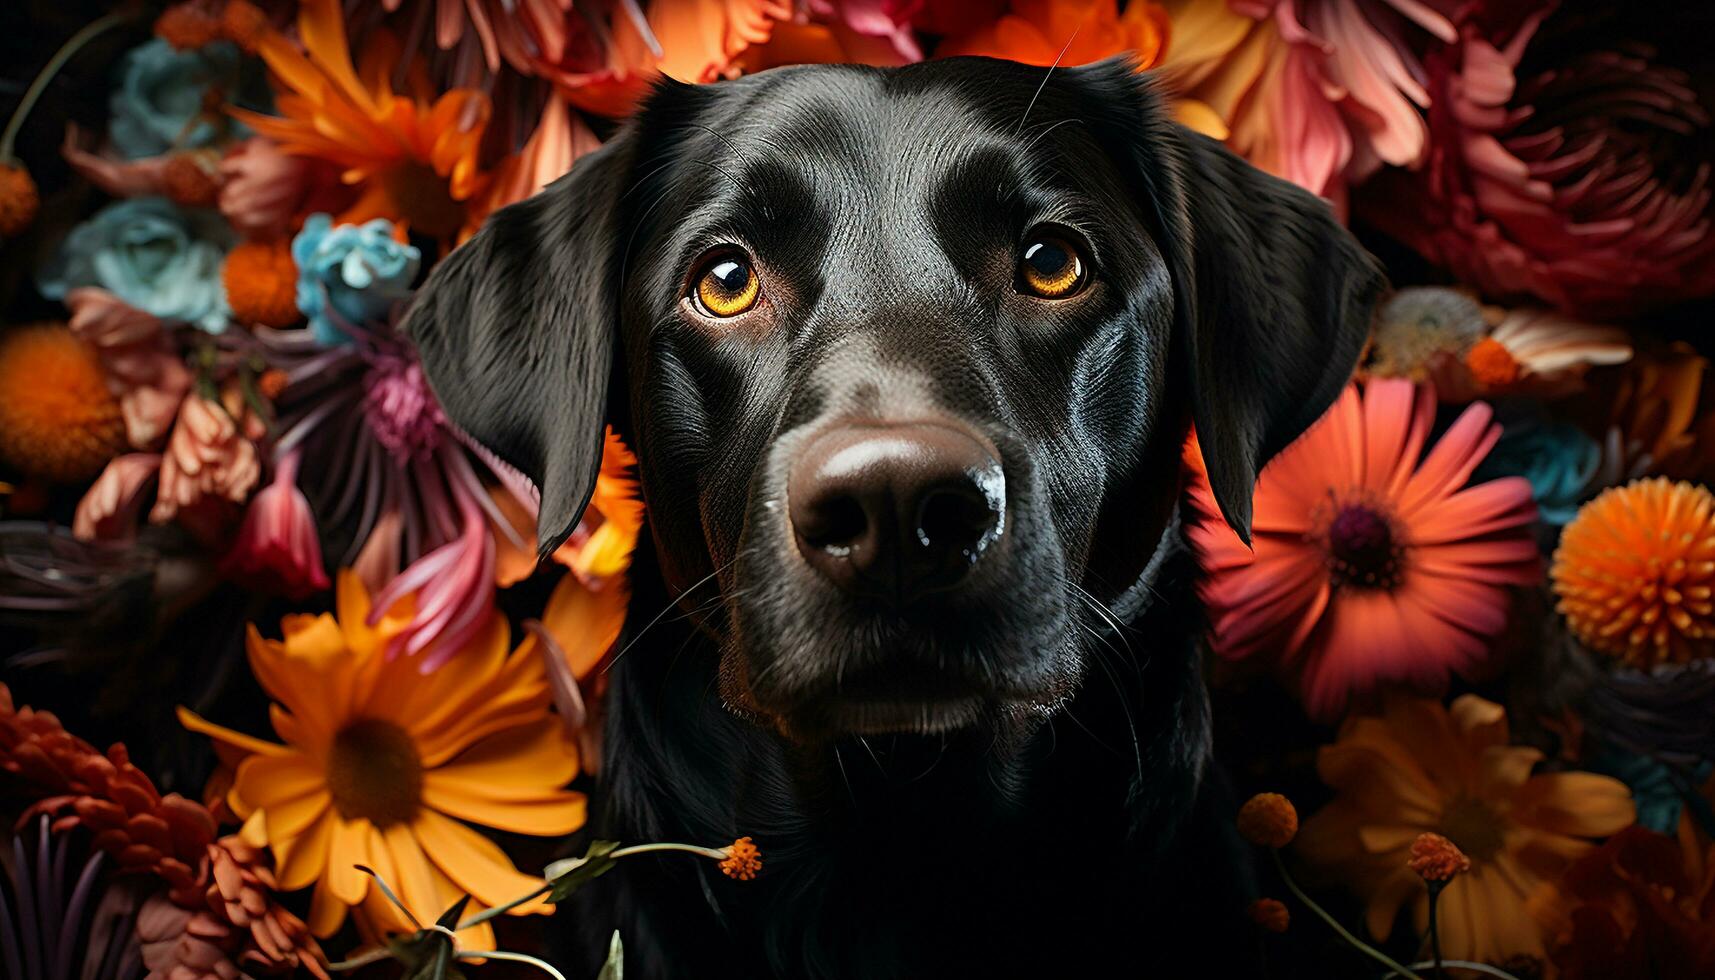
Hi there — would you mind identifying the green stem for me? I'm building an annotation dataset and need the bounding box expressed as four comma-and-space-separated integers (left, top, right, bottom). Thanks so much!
457, 841, 733, 931
1, 12, 130, 161
1427, 881, 1446, 980
1271, 851, 1426, 980
460, 949, 570, 980
455, 882, 552, 930
325, 947, 396, 972
609, 842, 730, 862
1385, 962, 1523, 980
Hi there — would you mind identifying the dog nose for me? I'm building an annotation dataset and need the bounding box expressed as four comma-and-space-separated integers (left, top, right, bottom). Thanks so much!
788, 422, 1005, 598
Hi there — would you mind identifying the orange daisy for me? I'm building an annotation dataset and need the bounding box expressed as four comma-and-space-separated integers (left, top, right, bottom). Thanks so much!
1186, 378, 1540, 720
1296, 694, 1635, 964
178, 572, 584, 947
232, 0, 491, 241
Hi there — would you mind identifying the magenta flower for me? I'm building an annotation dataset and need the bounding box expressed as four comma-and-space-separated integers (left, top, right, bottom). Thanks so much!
1360, 2, 1715, 314
219, 450, 332, 600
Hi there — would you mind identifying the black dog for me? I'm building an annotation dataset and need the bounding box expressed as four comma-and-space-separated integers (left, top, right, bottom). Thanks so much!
406, 56, 1381, 979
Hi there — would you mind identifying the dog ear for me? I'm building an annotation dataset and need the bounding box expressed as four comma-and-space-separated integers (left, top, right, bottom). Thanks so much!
403, 132, 635, 560
1086, 64, 1384, 544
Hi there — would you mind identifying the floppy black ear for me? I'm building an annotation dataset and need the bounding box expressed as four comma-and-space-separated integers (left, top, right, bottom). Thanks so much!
1091, 66, 1384, 544
403, 132, 635, 559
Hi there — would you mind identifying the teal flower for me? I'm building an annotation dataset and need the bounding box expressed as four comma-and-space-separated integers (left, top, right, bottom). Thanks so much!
1475, 420, 1600, 527
39, 197, 232, 332
109, 38, 242, 159
292, 214, 420, 345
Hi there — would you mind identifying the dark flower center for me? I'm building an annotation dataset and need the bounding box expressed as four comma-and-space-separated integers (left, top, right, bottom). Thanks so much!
1438, 796, 1505, 863
384, 161, 463, 241
1326, 503, 1402, 590
326, 719, 423, 828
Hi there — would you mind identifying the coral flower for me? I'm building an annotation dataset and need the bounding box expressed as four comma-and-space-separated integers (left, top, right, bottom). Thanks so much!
0, 323, 126, 483
177, 572, 585, 946
1186, 378, 1540, 720
65, 287, 192, 451
1552, 478, 1715, 668
150, 391, 263, 525
936, 0, 1170, 69
1296, 694, 1636, 963
233, 0, 492, 241
1157, 0, 1457, 201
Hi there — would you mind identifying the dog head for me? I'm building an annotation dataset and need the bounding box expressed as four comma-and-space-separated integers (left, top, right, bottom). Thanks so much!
407, 58, 1381, 743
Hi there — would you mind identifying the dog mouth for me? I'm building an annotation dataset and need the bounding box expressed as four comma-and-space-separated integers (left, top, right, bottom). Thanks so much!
755, 658, 1075, 741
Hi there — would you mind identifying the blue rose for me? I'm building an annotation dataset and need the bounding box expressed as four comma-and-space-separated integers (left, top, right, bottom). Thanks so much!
292, 214, 421, 345
1475, 420, 1601, 527
39, 197, 233, 332
109, 39, 243, 160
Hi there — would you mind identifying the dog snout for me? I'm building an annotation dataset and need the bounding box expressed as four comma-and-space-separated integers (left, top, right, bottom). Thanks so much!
788, 421, 1005, 600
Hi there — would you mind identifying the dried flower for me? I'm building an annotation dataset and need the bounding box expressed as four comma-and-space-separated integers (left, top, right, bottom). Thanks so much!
1238, 793, 1299, 849
720, 837, 763, 880
1408, 832, 1471, 882
220, 0, 269, 53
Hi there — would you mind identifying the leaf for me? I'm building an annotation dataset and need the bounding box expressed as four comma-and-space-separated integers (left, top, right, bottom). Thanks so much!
595, 930, 623, 980
546, 840, 621, 902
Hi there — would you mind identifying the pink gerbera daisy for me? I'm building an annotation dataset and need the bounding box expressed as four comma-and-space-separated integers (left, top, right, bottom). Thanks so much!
1185, 378, 1540, 720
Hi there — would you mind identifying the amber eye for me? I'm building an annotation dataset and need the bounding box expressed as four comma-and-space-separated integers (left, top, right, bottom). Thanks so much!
1017, 233, 1086, 299
692, 253, 760, 317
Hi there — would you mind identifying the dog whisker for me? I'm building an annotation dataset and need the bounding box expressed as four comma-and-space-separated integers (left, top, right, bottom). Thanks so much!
603, 558, 735, 674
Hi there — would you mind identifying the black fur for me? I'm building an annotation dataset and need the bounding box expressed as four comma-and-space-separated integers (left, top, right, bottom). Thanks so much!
405, 57, 1381, 978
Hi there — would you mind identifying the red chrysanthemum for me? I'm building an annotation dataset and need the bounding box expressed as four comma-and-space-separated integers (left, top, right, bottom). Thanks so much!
1187, 378, 1540, 720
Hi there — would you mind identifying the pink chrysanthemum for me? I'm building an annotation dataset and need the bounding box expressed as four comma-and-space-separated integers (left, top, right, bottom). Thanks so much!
1186, 378, 1540, 720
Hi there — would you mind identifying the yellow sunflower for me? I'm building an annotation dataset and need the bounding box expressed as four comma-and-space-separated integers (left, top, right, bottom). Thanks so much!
178, 571, 584, 948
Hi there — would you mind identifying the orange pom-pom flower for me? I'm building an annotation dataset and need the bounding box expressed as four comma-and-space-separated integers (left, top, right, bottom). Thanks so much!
1552, 478, 1715, 667
0, 324, 125, 482
223, 239, 300, 328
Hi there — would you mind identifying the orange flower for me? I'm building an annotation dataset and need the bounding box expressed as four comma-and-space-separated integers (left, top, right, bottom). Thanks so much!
1238, 793, 1300, 848
163, 152, 222, 207
494, 426, 645, 588
480, 92, 602, 214
720, 836, 763, 880
1296, 694, 1635, 963
0, 323, 126, 482
1249, 897, 1290, 932
543, 0, 792, 118
937, 0, 1170, 69
1552, 478, 1715, 668
221, 0, 270, 53
0, 162, 38, 237
232, 0, 492, 241
224, 239, 300, 328
178, 572, 585, 947
156, 2, 224, 50
1186, 379, 1540, 720
1408, 832, 1471, 883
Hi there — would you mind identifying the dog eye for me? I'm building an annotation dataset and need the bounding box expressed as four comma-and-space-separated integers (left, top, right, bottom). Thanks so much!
692, 253, 760, 317
1017, 232, 1086, 299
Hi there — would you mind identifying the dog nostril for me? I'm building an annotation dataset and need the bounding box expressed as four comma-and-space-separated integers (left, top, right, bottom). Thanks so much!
915, 486, 997, 557
802, 494, 868, 556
